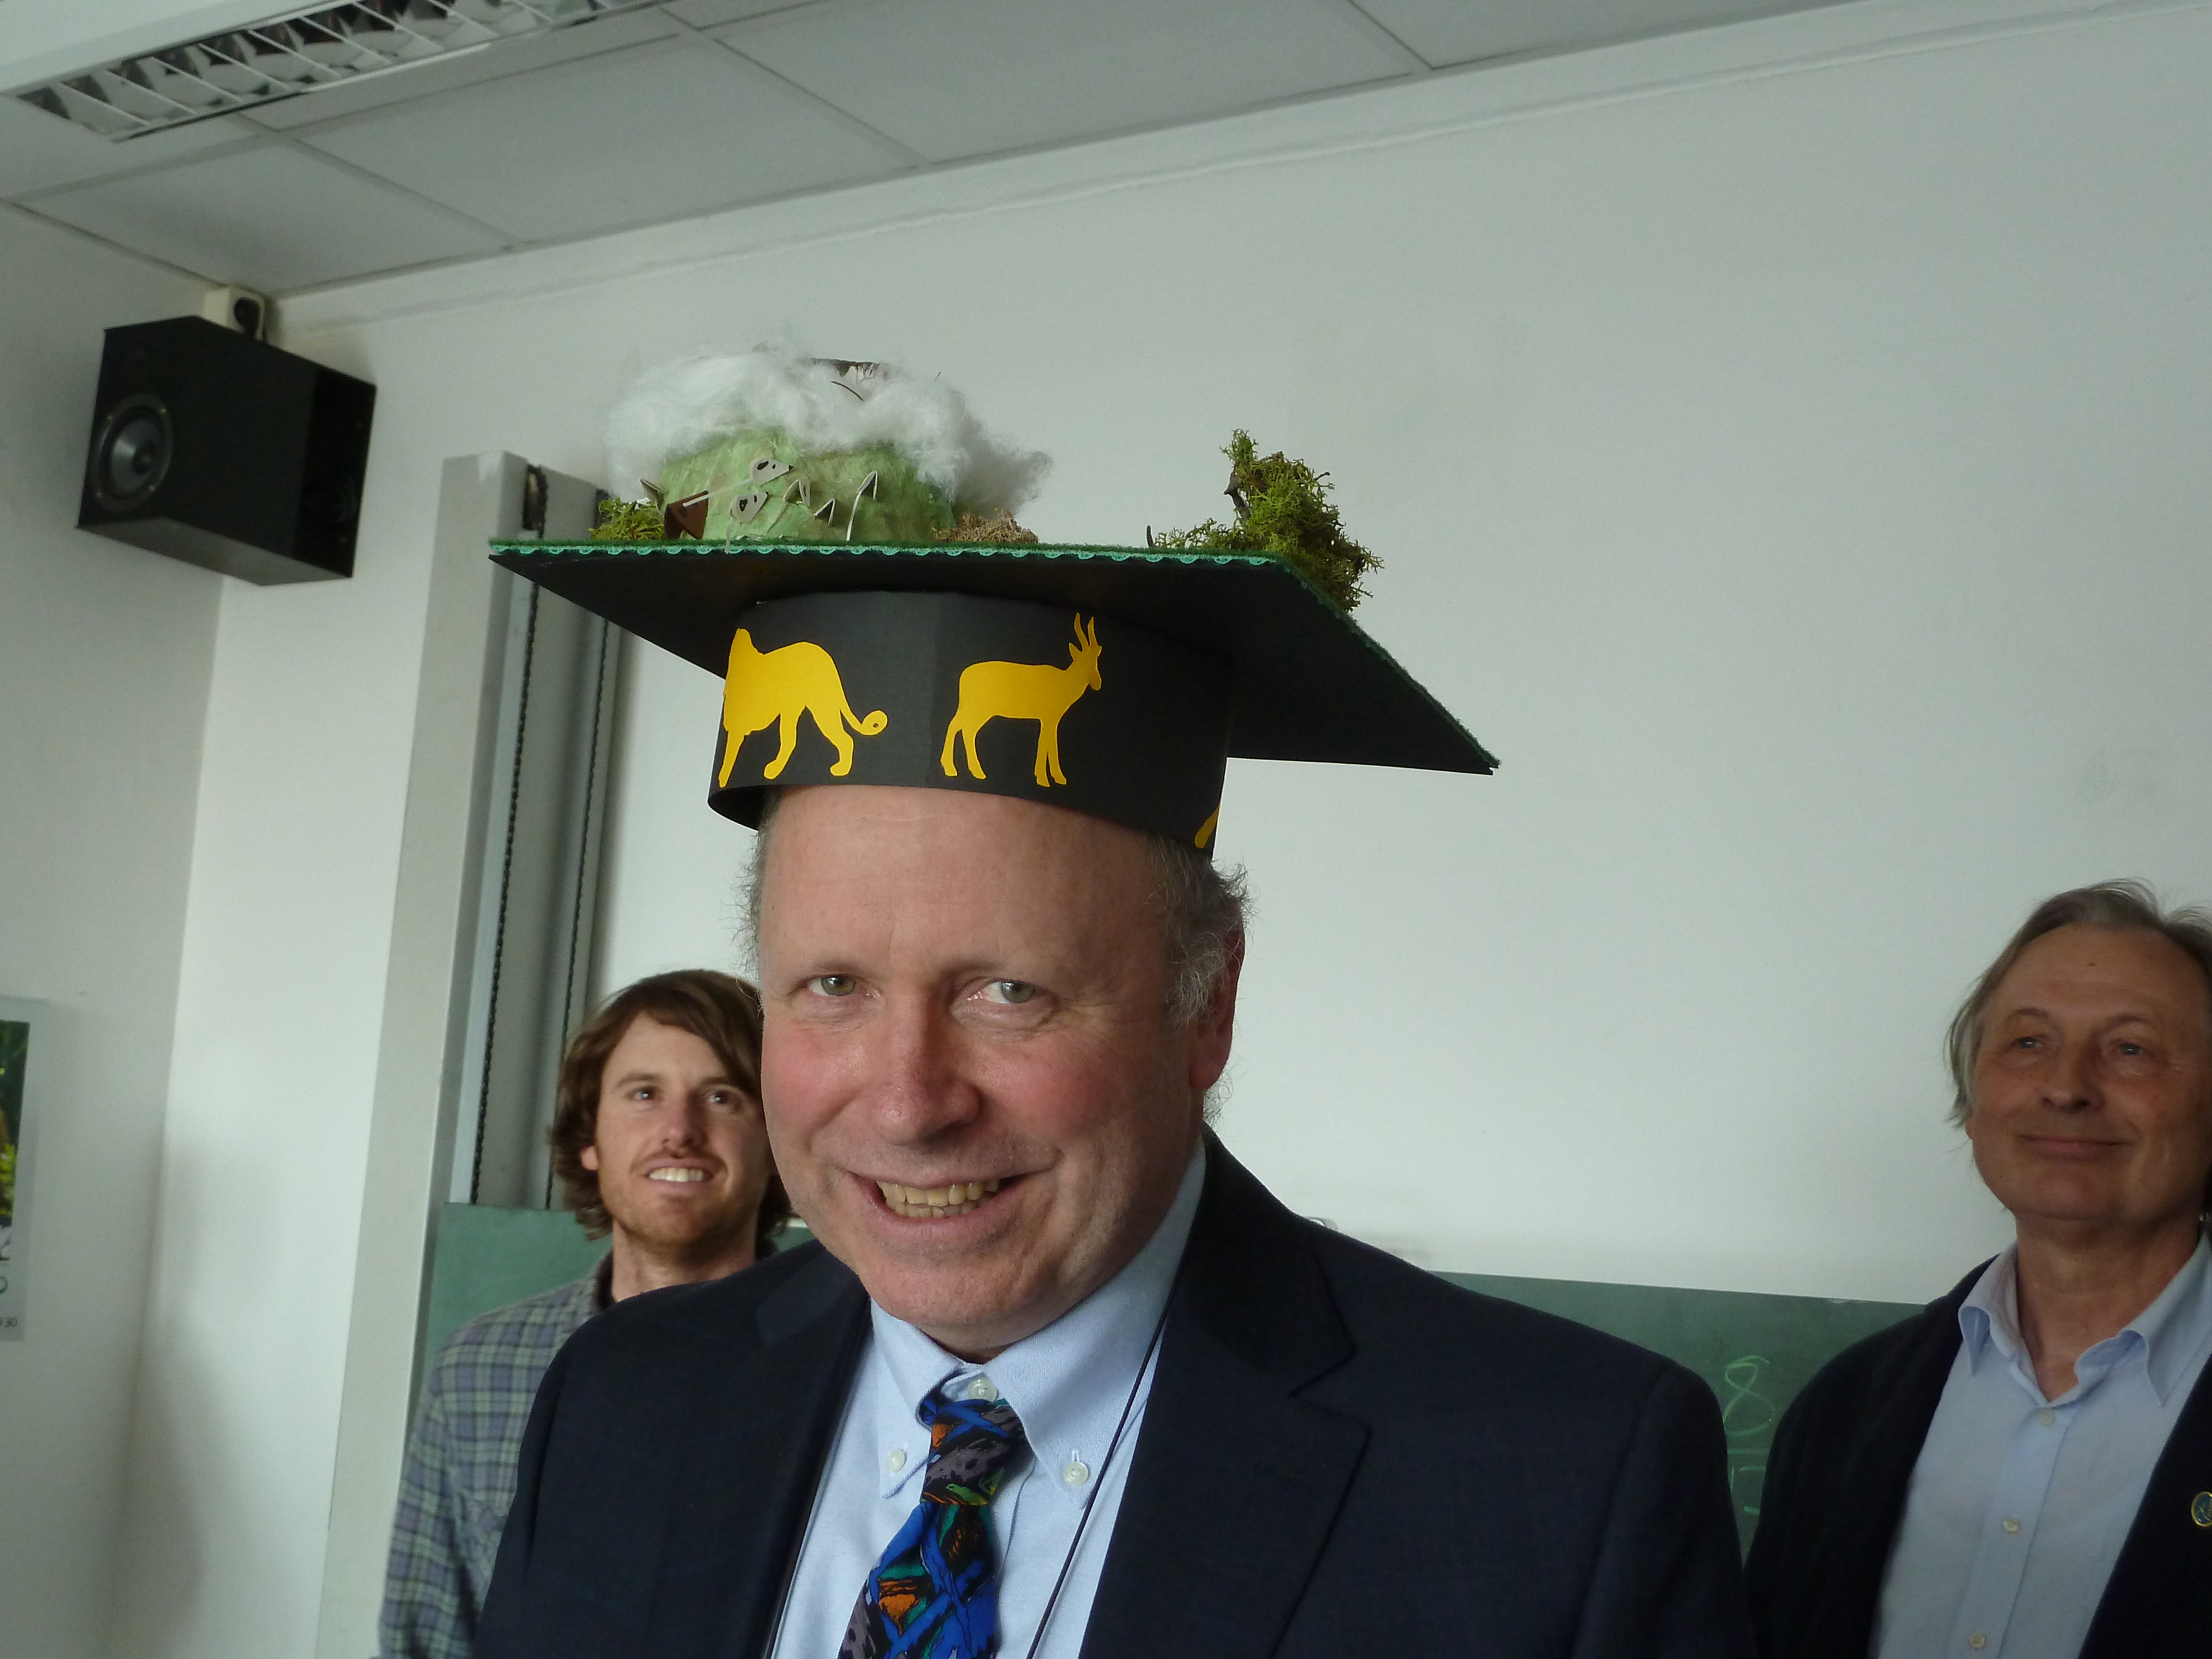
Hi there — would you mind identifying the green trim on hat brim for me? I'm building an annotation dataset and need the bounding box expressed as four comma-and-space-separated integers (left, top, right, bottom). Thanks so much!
490, 540, 1498, 776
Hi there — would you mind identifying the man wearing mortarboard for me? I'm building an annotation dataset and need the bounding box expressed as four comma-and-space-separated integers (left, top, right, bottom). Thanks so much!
476, 347, 1752, 1658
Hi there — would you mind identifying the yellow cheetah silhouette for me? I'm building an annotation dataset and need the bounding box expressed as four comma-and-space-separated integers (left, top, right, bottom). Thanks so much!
940, 615, 1103, 787
719, 629, 888, 784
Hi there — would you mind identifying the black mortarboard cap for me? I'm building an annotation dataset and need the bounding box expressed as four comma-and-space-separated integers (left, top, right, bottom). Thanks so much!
489, 540, 1495, 852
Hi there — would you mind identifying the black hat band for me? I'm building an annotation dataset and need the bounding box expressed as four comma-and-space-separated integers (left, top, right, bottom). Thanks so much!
708, 589, 1234, 851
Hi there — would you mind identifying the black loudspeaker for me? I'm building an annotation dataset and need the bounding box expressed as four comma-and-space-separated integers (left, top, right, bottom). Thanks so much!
76, 316, 376, 585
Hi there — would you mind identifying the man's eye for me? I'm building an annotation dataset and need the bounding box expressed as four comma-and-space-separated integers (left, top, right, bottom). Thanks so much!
983, 979, 1038, 1005
808, 974, 858, 998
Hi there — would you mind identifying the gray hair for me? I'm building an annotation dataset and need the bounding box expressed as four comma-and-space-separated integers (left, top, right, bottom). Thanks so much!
742, 793, 1249, 1023
1144, 832, 1251, 1022
1944, 880, 2212, 1126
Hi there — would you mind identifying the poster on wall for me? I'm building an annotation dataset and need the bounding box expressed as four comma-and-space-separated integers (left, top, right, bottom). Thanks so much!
0, 999, 38, 1340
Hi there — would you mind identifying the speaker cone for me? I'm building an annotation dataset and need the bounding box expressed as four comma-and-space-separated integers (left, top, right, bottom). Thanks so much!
90, 394, 173, 511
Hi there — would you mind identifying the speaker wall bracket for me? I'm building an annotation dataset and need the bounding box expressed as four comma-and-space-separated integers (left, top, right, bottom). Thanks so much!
200, 286, 269, 342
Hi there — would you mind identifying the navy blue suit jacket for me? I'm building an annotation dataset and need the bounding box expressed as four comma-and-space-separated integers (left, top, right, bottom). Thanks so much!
478, 1139, 1751, 1657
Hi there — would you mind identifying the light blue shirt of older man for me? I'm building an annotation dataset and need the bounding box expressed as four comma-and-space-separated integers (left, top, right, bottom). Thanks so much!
1875, 1232, 2212, 1659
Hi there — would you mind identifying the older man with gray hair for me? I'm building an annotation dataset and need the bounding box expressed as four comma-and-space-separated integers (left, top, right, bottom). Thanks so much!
1749, 881, 2212, 1659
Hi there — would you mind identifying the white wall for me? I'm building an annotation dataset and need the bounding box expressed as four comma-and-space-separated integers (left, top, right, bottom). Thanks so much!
436, 1, 2212, 1307
594, 631, 758, 992
98, 317, 445, 1658
118, 4, 2212, 1655
0, 211, 218, 1659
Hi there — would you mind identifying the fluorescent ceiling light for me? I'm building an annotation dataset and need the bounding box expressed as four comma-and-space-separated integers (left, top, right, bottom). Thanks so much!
14, 0, 656, 140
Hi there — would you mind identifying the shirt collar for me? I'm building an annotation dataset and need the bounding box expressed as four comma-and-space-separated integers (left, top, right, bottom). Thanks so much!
867, 1141, 1209, 1507
2122, 1230, 2212, 1401
1959, 1230, 2212, 1405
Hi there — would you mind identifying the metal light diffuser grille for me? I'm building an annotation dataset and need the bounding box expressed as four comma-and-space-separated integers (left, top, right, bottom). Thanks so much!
15, 0, 656, 139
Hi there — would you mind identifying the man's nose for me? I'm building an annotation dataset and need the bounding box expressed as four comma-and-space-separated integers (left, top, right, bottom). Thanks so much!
862, 998, 981, 1142
2043, 1041, 2100, 1110
658, 1095, 712, 1149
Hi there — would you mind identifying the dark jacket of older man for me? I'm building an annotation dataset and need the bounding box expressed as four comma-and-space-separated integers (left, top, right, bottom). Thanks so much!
477, 1139, 1751, 1659
1745, 1260, 2212, 1659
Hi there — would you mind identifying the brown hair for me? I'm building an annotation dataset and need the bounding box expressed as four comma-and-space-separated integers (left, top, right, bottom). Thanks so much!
548, 969, 792, 1253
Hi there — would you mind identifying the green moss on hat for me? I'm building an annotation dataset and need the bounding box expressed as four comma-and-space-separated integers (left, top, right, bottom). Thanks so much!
1152, 430, 1378, 611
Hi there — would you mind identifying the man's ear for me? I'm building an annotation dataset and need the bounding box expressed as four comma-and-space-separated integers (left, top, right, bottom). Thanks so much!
1187, 930, 1245, 1091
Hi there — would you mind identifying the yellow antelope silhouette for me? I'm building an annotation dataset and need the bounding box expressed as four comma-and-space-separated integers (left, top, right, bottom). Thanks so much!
940, 615, 1103, 787
719, 629, 888, 784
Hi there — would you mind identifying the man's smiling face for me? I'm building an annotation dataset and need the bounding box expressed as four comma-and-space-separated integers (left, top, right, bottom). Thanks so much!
583, 1013, 774, 1264
1969, 922, 2212, 1238
756, 786, 1237, 1359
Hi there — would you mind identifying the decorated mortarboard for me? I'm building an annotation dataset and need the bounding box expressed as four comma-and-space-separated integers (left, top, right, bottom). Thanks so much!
492, 345, 1494, 853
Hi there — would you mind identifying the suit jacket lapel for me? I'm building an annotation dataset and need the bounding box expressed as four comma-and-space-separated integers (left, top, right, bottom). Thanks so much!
1802, 1271, 1977, 1657
2081, 1357, 2212, 1658
1079, 1139, 1368, 1659
654, 1246, 872, 1659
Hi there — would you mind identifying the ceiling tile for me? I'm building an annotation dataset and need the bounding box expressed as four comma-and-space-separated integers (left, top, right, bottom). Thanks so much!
720, 0, 1416, 161
0, 100, 261, 199
241, 6, 681, 131
300, 36, 904, 242
27, 143, 507, 287
1354, 0, 1851, 67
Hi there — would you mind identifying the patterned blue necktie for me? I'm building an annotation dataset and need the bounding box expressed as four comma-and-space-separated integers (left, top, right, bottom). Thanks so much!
841, 1383, 1029, 1659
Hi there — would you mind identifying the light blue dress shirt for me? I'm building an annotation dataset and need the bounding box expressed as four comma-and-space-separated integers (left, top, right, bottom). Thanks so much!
1874, 1231, 2212, 1659
766, 1145, 1207, 1659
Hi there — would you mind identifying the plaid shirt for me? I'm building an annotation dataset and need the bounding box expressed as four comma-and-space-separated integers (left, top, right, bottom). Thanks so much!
379, 1260, 609, 1659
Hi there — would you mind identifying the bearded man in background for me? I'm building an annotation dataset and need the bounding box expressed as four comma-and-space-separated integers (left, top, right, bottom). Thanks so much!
379, 968, 786, 1659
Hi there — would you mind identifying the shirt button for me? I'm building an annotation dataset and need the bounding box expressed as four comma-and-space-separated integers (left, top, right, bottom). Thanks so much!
965, 1375, 995, 1401
885, 1448, 907, 1474
2003, 1517, 2021, 1534
1969, 1636, 1986, 1651
2038, 1408, 2056, 1426
1062, 1458, 1091, 1487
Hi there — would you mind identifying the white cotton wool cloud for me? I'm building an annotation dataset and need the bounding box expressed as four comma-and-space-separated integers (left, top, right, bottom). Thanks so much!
603, 343, 1051, 514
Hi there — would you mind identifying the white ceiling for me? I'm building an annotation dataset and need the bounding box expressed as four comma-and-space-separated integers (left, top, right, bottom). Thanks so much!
1, 0, 1855, 294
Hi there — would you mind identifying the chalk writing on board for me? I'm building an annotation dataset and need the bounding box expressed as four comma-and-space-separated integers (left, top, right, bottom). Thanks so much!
1719, 1354, 1778, 1524
0, 1012, 29, 1341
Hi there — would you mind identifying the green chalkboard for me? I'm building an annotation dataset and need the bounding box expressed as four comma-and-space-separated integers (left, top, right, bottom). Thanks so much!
422, 1202, 609, 1375
423, 1204, 1920, 1551
421, 1202, 813, 1378
1441, 1271, 1917, 1549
